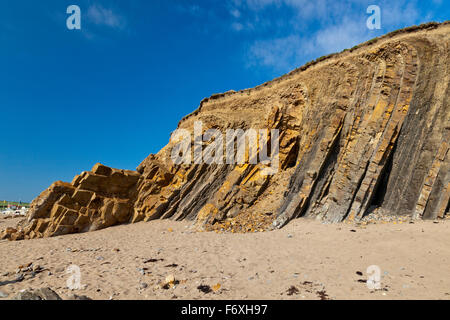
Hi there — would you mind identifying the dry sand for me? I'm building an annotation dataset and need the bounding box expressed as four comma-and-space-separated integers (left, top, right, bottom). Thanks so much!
1, 215, 450, 300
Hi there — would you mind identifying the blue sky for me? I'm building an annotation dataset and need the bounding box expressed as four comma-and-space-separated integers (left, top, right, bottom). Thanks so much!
0, 0, 448, 202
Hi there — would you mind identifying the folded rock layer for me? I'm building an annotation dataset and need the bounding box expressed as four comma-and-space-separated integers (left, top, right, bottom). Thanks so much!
3, 22, 449, 240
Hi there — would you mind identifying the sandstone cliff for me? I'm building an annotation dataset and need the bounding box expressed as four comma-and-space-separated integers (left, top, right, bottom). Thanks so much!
3, 22, 449, 240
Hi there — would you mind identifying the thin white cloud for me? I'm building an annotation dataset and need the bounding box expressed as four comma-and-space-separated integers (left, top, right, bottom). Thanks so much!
188, 5, 201, 15
177, 0, 437, 72
247, 35, 303, 72
232, 22, 244, 31
230, 8, 241, 18
382, 1, 420, 28
312, 19, 370, 54
234, 0, 333, 20
86, 4, 126, 30
241, 0, 430, 72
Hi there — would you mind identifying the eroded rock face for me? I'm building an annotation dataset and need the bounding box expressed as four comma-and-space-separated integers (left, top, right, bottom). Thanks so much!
2, 22, 449, 240
2, 164, 140, 240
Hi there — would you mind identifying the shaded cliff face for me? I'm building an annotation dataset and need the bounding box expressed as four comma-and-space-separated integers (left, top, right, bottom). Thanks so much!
3, 22, 449, 240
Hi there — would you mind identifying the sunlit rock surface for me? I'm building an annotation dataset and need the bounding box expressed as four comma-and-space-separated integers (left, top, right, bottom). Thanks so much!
3, 22, 449, 240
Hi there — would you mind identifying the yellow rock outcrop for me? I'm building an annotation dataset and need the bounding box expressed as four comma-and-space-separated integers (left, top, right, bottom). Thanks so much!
2, 22, 449, 240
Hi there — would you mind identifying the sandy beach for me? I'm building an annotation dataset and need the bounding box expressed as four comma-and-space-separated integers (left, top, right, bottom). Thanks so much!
1, 215, 450, 300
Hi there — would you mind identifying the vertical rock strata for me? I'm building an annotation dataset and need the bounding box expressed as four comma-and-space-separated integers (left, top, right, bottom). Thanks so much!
3, 22, 449, 240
